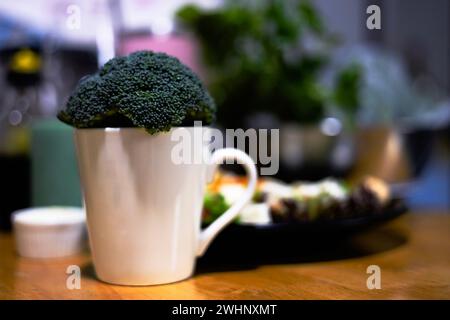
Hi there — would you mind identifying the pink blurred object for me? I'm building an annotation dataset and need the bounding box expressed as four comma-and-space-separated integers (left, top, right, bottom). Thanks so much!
119, 34, 203, 77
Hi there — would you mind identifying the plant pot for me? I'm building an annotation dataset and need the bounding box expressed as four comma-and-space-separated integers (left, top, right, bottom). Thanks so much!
350, 126, 412, 184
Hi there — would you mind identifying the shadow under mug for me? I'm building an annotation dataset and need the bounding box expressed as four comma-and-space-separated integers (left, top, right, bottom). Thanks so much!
75, 127, 257, 285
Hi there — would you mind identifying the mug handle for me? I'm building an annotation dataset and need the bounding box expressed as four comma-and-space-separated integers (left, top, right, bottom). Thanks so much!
197, 148, 257, 256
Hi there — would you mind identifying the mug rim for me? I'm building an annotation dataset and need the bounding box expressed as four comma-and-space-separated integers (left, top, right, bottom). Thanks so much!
74, 126, 212, 133
73, 125, 211, 133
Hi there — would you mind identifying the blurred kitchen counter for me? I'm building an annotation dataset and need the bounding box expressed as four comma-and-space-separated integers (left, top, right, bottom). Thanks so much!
0, 212, 449, 300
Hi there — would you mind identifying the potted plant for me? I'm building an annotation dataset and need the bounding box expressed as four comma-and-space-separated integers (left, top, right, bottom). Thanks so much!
177, 0, 361, 180
58, 51, 257, 285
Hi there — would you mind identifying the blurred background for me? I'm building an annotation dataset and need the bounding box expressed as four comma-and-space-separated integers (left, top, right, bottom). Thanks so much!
0, 0, 448, 230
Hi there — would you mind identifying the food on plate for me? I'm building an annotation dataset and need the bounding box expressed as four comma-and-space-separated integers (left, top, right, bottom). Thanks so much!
238, 203, 271, 225
270, 176, 389, 222
202, 172, 392, 225
203, 191, 230, 225
360, 175, 390, 205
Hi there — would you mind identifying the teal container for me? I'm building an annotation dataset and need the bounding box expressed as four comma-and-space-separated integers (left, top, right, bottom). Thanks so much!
31, 119, 81, 207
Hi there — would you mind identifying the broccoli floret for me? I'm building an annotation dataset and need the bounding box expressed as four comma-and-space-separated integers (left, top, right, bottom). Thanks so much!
58, 51, 216, 133
203, 191, 230, 225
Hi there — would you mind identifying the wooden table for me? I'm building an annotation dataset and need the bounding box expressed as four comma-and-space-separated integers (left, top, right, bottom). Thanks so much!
1, 213, 449, 300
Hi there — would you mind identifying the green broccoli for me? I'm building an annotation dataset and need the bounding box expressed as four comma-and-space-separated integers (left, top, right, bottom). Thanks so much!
58, 51, 216, 134
203, 191, 230, 225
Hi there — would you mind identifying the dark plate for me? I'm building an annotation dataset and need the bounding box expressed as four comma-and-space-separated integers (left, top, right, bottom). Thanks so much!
199, 199, 408, 266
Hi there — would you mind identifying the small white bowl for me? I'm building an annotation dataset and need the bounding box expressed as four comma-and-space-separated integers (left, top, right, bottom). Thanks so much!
12, 207, 86, 258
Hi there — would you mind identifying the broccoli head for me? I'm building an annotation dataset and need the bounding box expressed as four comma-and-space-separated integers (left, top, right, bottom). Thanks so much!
58, 51, 216, 134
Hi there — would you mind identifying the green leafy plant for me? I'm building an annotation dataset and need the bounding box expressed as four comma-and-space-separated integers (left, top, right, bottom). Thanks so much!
177, 0, 361, 127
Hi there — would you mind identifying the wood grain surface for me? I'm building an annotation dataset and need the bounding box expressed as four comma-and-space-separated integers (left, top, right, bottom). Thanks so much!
0, 213, 449, 299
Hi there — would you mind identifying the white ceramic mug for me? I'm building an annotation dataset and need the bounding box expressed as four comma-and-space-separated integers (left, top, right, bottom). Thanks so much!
75, 127, 257, 285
